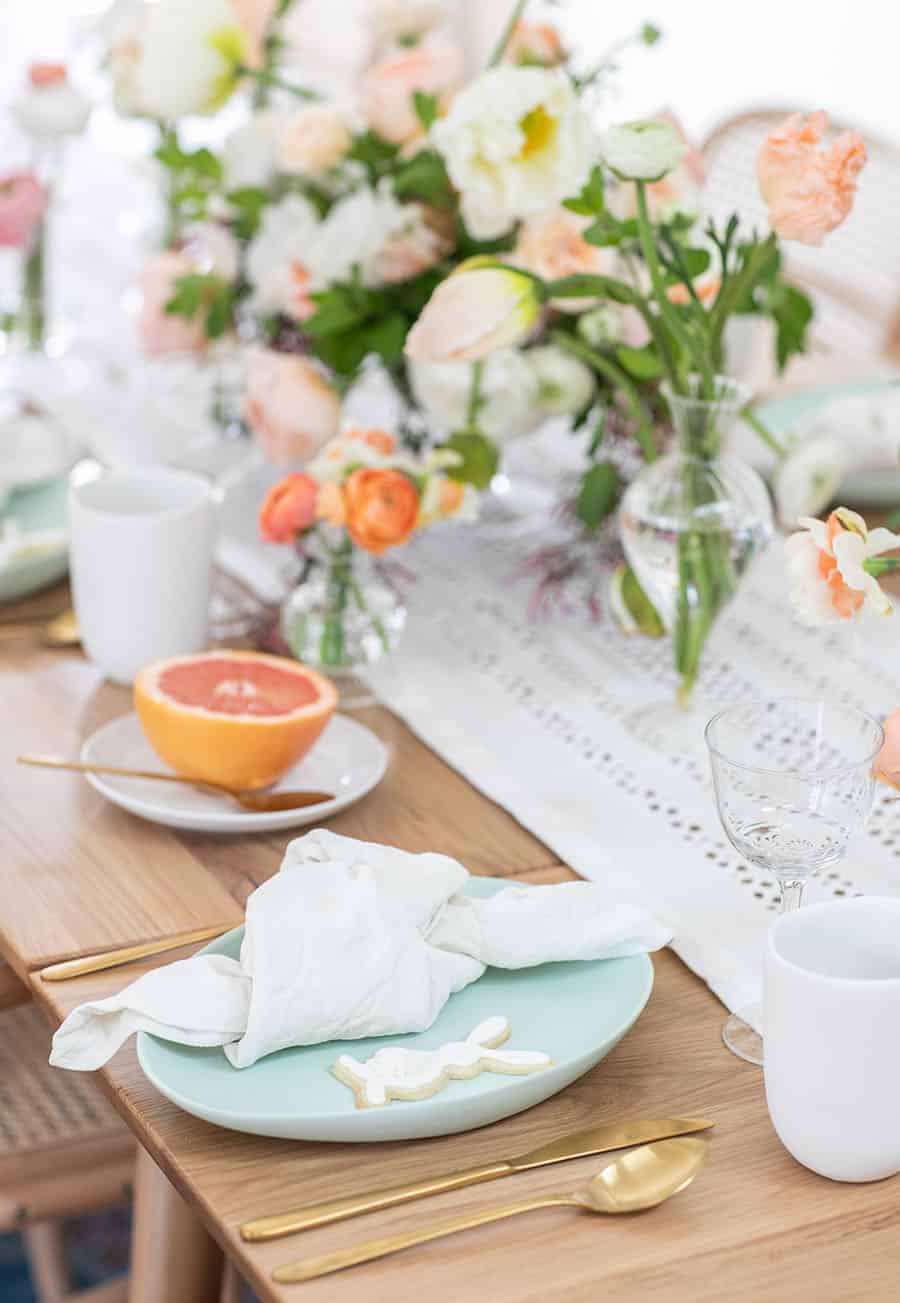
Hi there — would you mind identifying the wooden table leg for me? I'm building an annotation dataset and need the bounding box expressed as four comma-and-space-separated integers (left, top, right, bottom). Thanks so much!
129, 1148, 222, 1303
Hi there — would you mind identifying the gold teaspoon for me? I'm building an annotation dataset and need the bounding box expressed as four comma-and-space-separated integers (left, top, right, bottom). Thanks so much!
17, 755, 335, 814
273, 1137, 707, 1284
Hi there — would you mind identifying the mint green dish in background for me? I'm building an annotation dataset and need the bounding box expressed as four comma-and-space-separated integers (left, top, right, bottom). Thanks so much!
0, 476, 69, 603
138, 878, 654, 1143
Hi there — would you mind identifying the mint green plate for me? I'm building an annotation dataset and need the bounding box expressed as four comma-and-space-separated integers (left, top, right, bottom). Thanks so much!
0, 476, 68, 603
137, 878, 654, 1142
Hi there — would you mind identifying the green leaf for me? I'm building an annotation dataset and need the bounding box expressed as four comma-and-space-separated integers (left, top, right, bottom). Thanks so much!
443, 432, 499, 490
164, 273, 207, 319
347, 130, 400, 180
641, 22, 662, 44
393, 149, 453, 207
305, 285, 381, 338
615, 344, 664, 381
563, 165, 606, 218
770, 283, 814, 370
413, 91, 439, 130
671, 246, 711, 280
205, 287, 235, 339
576, 461, 621, 530
226, 186, 269, 241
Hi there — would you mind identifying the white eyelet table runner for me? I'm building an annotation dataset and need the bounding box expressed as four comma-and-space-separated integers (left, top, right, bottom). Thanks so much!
369, 528, 900, 1018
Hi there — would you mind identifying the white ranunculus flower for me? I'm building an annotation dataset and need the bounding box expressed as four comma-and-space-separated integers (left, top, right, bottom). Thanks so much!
223, 112, 285, 190
246, 196, 323, 320
600, 119, 688, 182
13, 79, 91, 139
136, 0, 247, 120
432, 67, 594, 240
311, 182, 437, 288
775, 436, 849, 529
410, 350, 543, 444
577, 304, 623, 350
527, 345, 596, 418
182, 223, 241, 282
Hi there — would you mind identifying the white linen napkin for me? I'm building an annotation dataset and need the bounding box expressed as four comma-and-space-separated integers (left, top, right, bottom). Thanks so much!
50, 831, 670, 1072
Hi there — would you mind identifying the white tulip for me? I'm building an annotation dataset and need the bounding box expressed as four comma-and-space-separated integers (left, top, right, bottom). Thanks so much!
405, 265, 544, 363
600, 119, 687, 182
409, 350, 543, 444
527, 345, 596, 418
774, 436, 849, 529
432, 67, 594, 240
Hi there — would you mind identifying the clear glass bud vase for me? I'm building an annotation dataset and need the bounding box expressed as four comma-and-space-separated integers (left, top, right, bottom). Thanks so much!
619, 376, 774, 720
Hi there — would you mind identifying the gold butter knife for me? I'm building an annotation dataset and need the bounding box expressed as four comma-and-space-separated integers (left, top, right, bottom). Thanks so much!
38, 924, 234, 982
240, 1115, 714, 1242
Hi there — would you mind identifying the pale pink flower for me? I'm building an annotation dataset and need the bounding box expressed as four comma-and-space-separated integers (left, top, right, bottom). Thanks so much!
0, 173, 47, 249
405, 265, 543, 363
786, 508, 900, 625
242, 348, 341, 465
514, 208, 614, 312
231, 0, 279, 70
876, 709, 900, 790
139, 252, 208, 356
371, 204, 452, 284
757, 111, 867, 246
361, 38, 463, 145
503, 22, 565, 67
278, 105, 352, 176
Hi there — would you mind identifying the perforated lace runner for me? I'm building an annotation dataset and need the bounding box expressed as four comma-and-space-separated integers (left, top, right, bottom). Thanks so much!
370, 531, 900, 1016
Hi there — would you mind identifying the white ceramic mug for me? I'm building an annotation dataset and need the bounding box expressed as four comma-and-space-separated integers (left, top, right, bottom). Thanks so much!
764, 897, 900, 1182
70, 469, 215, 684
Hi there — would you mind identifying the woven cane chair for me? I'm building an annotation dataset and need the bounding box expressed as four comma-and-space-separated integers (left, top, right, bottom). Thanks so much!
701, 110, 900, 361
0, 996, 134, 1303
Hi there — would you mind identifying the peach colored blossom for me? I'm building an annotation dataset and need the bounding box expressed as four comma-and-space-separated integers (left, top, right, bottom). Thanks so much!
503, 22, 564, 67
316, 481, 347, 528
0, 172, 47, 249
285, 262, 317, 322
667, 275, 721, 306
242, 348, 341, 465
438, 478, 465, 518
347, 428, 397, 455
231, 0, 279, 70
343, 467, 419, 553
371, 204, 451, 285
757, 111, 867, 246
139, 252, 208, 357
786, 507, 900, 625
361, 39, 463, 145
278, 105, 352, 177
259, 473, 319, 543
514, 208, 614, 312
876, 709, 900, 790
29, 63, 67, 87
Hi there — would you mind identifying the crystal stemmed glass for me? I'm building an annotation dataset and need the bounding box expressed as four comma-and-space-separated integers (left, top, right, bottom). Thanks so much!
705, 699, 884, 1065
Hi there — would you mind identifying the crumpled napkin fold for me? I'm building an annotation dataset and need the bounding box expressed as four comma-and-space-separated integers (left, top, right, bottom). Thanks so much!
50, 831, 671, 1072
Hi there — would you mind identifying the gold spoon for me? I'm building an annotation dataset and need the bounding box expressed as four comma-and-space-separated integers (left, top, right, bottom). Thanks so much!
17, 755, 335, 814
0, 608, 80, 648
272, 1137, 707, 1284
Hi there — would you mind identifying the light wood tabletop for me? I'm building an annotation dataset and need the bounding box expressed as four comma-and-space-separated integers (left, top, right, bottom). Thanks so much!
5, 581, 900, 1303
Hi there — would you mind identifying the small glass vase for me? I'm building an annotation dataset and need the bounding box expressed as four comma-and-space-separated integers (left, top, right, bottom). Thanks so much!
619, 376, 774, 747
281, 536, 406, 672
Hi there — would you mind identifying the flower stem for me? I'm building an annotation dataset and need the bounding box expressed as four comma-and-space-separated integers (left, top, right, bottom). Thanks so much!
239, 66, 317, 101
551, 330, 656, 463
865, 557, 900, 578
741, 404, 788, 458
466, 360, 485, 431
488, 0, 529, 67
21, 218, 46, 351
320, 537, 352, 667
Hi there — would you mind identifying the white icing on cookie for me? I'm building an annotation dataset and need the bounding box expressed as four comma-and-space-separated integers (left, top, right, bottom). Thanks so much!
331, 1016, 551, 1109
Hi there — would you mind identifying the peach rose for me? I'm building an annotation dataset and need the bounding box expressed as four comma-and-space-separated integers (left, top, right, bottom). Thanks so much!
0, 172, 47, 249
361, 38, 463, 145
343, 467, 419, 553
278, 105, 352, 177
514, 209, 614, 312
139, 251, 208, 356
503, 22, 564, 67
259, 473, 319, 543
243, 348, 341, 465
876, 709, 900, 790
757, 111, 867, 246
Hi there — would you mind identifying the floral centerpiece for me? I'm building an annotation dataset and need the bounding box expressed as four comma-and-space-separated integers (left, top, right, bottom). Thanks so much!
259, 425, 476, 669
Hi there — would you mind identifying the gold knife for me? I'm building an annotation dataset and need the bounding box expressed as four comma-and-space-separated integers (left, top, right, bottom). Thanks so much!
240, 1115, 714, 1242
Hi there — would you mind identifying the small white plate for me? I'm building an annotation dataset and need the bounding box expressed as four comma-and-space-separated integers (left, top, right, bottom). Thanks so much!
80, 712, 389, 834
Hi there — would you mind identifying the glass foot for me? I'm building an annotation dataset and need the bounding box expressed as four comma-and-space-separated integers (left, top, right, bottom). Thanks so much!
722, 1003, 763, 1065
625, 695, 719, 757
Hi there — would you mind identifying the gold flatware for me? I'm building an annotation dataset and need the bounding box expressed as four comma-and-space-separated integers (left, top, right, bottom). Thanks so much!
17, 756, 335, 813
241, 1115, 714, 1243
0, 609, 80, 648
38, 924, 234, 982
272, 1137, 707, 1284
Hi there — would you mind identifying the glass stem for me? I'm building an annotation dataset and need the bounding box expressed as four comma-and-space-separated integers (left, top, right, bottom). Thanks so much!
779, 879, 805, 912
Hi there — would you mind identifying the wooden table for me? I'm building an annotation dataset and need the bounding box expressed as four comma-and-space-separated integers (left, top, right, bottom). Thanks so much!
5, 585, 900, 1303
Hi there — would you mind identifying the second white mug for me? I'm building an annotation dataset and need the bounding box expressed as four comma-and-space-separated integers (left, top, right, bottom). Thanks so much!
70, 469, 216, 684
764, 896, 900, 1182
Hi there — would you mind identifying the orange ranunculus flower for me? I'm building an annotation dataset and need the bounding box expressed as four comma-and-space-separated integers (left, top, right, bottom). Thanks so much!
343, 468, 419, 554
876, 709, 900, 790
757, 111, 867, 246
259, 473, 319, 544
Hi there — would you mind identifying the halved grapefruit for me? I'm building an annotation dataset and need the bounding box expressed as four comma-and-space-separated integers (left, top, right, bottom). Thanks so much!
134, 651, 338, 791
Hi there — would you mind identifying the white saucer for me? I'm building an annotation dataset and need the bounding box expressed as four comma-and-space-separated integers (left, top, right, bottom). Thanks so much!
80, 712, 389, 834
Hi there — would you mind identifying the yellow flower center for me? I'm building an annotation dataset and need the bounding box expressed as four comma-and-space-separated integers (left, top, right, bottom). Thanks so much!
517, 105, 558, 161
